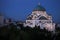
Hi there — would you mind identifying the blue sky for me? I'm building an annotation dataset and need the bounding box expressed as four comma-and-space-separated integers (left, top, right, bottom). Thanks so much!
0, 0, 60, 23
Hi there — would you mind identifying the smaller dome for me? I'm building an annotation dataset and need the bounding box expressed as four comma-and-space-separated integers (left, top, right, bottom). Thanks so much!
33, 4, 46, 11
39, 16, 48, 20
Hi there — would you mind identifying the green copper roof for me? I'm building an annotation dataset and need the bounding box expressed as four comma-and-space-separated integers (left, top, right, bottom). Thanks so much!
33, 5, 46, 11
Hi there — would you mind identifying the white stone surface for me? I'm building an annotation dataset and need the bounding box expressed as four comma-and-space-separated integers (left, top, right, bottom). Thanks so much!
24, 5, 55, 31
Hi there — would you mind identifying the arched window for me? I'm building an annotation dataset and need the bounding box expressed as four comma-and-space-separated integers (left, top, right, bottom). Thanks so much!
39, 16, 48, 20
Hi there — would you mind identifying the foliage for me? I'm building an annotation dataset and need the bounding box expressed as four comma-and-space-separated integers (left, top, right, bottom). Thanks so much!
0, 23, 60, 40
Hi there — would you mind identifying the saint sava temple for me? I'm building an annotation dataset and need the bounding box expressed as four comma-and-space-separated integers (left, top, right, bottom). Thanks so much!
24, 3, 55, 31
0, 3, 55, 31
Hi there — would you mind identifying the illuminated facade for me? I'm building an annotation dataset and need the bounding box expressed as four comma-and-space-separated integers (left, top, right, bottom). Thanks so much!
24, 4, 55, 31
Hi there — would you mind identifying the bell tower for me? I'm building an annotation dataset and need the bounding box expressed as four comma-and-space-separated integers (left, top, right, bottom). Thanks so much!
0, 12, 4, 25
